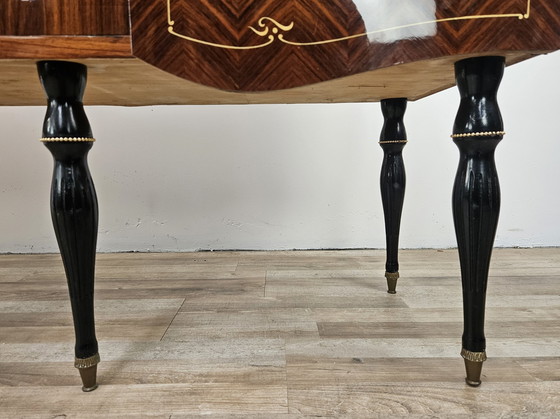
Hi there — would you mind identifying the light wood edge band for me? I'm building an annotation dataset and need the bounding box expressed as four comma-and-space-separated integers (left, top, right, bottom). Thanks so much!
451, 131, 505, 139
74, 353, 100, 369
379, 140, 408, 144
385, 271, 400, 280
40, 137, 96, 143
461, 348, 487, 363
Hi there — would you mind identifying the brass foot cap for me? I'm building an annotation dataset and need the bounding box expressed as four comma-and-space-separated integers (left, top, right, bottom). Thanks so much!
385, 272, 399, 294
465, 377, 481, 387
82, 383, 99, 393
78, 364, 98, 393
464, 359, 483, 386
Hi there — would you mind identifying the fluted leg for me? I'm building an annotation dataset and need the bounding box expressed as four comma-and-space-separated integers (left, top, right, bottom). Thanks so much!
452, 56, 505, 386
37, 61, 100, 392
379, 98, 408, 294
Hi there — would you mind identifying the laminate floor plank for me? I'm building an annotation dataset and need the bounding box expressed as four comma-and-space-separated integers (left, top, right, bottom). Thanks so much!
0, 312, 178, 327
21, 270, 255, 282
517, 357, 560, 381
0, 339, 286, 366
310, 306, 560, 322
285, 337, 560, 359
316, 320, 560, 339
286, 357, 538, 384
400, 287, 560, 309
1, 249, 559, 417
0, 383, 290, 417
0, 285, 262, 301
287, 382, 560, 417
0, 298, 184, 313
0, 361, 285, 387
180, 294, 408, 311
165, 309, 320, 340
0, 325, 169, 343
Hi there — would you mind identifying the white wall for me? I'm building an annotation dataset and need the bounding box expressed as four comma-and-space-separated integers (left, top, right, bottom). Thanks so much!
1, 51, 559, 253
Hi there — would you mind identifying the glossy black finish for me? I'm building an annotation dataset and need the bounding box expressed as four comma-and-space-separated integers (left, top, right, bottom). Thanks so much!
38, 61, 93, 138
452, 56, 505, 354
38, 61, 99, 361
379, 98, 407, 292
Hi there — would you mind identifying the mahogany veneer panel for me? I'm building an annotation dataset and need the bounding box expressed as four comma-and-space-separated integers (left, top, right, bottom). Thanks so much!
0, 0, 130, 36
130, 0, 560, 91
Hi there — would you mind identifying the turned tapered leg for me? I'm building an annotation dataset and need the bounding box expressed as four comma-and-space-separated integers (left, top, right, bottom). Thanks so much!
452, 56, 505, 387
37, 61, 100, 392
379, 98, 408, 294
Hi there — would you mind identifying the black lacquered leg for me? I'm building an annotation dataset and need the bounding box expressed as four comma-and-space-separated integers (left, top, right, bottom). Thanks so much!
37, 61, 100, 392
452, 56, 505, 387
379, 98, 408, 294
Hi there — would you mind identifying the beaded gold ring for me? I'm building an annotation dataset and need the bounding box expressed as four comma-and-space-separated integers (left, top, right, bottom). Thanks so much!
379, 140, 408, 144
451, 131, 505, 139
40, 137, 96, 142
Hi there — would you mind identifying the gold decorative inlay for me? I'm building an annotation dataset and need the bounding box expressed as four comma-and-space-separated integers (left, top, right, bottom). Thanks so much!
40, 137, 96, 143
379, 140, 408, 144
461, 348, 487, 363
167, 0, 531, 50
451, 131, 506, 139
75, 353, 100, 369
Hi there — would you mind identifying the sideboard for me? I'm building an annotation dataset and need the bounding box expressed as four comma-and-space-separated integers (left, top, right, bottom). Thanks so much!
1, 0, 559, 391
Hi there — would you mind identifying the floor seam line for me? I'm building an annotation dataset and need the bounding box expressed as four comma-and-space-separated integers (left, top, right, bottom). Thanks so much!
160, 297, 186, 341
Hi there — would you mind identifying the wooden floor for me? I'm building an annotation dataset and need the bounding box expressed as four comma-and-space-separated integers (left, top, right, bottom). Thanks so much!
1, 249, 559, 418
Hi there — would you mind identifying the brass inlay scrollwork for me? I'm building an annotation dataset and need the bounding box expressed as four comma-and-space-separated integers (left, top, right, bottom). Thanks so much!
167, 0, 531, 50
167, 4, 293, 50
249, 18, 294, 38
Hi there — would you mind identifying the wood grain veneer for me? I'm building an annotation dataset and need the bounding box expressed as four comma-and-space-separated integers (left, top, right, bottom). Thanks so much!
0, 36, 132, 60
0, 0, 130, 36
130, 0, 560, 91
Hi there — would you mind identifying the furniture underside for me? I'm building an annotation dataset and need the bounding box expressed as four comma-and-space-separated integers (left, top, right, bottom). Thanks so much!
0, 51, 543, 106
